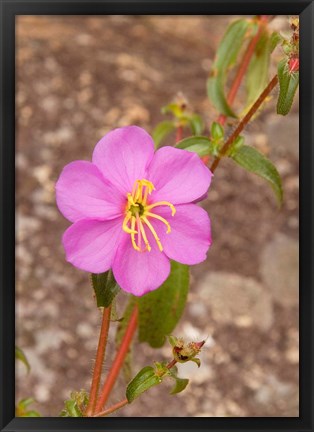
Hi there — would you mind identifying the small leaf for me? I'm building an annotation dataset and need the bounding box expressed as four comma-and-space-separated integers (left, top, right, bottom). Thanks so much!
170, 377, 189, 395
246, 30, 282, 109
207, 76, 237, 117
277, 59, 299, 116
230, 145, 283, 204
161, 103, 183, 117
126, 366, 162, 403
188, 114, 204, 135
168, 366, 189, 395
207, 18, 251, 116
16, 398, 41, 417
15, 346, 30, 373
152, 121, 176, 148
60, 390, 88, 417
211, 122, 224, 141
91, 270, 120, 308
138, 261, 189, 348
176, 136, 218, 157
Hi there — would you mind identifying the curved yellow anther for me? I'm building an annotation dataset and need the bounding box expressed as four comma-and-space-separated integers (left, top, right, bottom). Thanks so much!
127, 193, 139, 208
122, 212, 137, 234
138, 219, 152, 251
142, 216, 163, 252
145, 211, 171, 234
146, 201, 176, 216
130, 217, 141, 251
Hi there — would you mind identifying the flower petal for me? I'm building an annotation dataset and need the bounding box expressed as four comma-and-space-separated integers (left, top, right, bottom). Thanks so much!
147, 146, 212, 204
56, 161, 125, 223
92, 126, 155, 194
62, 217, 123, 273
152, 203, 211, 265
112, 232, 171, 296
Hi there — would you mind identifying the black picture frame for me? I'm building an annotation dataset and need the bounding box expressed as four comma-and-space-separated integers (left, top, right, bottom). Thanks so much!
1, 0, 313, 431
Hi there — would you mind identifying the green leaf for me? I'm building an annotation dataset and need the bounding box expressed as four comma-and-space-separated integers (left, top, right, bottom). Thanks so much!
15, 346, 30, 373
161, 102, 183, 117
269, 31, 283, 53
169, 375, 189, 395
207, 76, 237, 117
16, 398, 41, 417
138, 261, 189, 348
207, 18, 251, 117
230, 145, 283, 204
246, 30, 282, 108
176, 136, 218, 157
152, 121, 176, 148
60, 390, 88, 417
277, 59, 299, 116
188, 114, 204, 135
126, 366, 162, 403
91, 270, 120, 308
211, 122, 224, 141
168, 366, 189, 395
115, 296, 137, 382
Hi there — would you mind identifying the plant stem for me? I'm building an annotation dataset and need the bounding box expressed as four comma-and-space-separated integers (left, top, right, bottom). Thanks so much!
210, 74, 278, 173
93, 358, 178, 417
85, 306, 112, 417
175, 125, 183, 143
93, 398, 129, 417
218, 15, 269, 127
94, 304, 138, 414
166, 359, 177, 369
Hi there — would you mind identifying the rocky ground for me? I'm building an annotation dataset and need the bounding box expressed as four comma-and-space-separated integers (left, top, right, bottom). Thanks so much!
15, 15, 298, 417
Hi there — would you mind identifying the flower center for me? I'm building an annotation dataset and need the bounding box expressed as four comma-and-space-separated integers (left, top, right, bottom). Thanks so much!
122, 179, 176, 252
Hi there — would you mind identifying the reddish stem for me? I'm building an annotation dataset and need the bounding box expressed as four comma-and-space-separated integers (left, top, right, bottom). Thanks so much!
85, 306, 111, 417
175, 125, 183, 143
218, 15, 269, 127
94, 304, 138, 413
93, 398, 129, 417
166, 359, 177, 369
211, 74, 278, 173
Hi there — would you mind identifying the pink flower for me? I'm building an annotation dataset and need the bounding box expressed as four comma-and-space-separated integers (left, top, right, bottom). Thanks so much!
56, 126, 212, 296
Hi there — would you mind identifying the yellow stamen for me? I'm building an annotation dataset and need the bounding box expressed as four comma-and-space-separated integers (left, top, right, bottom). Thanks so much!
138, 219, 152, 251
142, 216, 163, 252
146, 201, 176, 216
130, 217, 141, 251
145, 211, 172, 234
122, 212, 137, 234
123, 179, 176, 253
127, 193, 139, 208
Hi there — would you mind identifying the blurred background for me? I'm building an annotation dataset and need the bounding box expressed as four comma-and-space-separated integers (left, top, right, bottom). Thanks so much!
16, 15, 299, 417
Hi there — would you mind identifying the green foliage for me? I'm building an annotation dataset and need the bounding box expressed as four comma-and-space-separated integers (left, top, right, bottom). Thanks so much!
277, 59, 299, 116
126, 361, 189, 402
126, 366, 162, 403
245, 30, 282, 109
152, 120, 176, 148
188, 114, 204, 135
207, 18, 251, 117
176, 136, 218, 157
137, 261, 189, 348
91, 270, 120, 308
16, 398, 41, 417
168, 366, 189, 395
211, 122, 224, 141
60, 390, 89, 417
229, 144, 283, 204
115, 296, 137, 382
15, 346, 30, 373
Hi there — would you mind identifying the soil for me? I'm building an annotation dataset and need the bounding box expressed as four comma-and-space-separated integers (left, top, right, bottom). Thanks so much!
15, 15, 299, 417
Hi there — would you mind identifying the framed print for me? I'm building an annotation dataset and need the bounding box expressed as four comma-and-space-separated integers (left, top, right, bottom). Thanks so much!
1, 1, 313, 431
